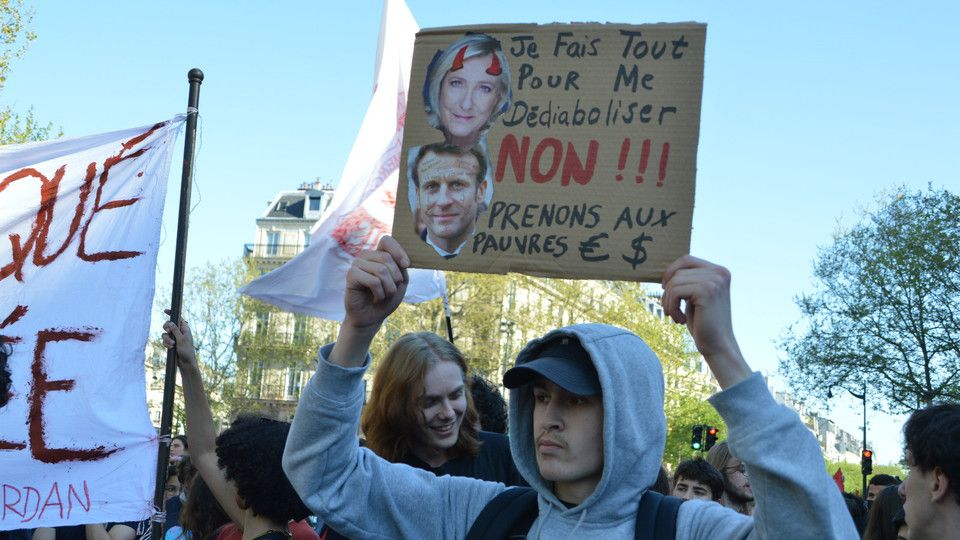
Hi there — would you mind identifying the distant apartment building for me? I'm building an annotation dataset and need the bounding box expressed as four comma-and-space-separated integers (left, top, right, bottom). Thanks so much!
773, 387, 862, 463
244, 181, 335, 268
239, 181, 335, 421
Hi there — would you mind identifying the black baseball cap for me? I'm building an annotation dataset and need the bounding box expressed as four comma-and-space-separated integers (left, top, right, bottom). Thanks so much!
503, 337, 601, 396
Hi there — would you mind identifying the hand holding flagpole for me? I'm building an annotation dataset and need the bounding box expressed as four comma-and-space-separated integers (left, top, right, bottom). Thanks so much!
152, 68, 203, 540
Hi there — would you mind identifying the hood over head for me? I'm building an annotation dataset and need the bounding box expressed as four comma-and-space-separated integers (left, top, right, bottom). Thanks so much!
507, 324, 666, 523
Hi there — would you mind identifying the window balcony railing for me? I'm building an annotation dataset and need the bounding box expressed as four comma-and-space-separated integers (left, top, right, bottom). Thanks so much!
244, 243, 308, 259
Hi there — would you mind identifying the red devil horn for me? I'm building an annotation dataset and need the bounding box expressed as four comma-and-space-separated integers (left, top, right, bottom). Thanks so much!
451, 46, 468, 71
486, 53, 502, 76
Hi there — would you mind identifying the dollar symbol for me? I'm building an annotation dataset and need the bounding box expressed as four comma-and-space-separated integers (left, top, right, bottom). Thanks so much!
621, 233, 652, 270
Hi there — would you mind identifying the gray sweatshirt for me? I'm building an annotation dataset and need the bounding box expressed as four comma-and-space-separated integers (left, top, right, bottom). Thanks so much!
283, 323, 857, 539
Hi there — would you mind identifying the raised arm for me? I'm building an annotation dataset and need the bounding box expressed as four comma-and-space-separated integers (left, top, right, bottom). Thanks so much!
161, 314, 244, 525
327, 235, 410, 368
660, 255, 751, 389
662, 256, 858, 539
282, 237, 504, 539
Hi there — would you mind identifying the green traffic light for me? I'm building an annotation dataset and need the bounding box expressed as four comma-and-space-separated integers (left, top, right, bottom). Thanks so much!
692, 442, 701, 450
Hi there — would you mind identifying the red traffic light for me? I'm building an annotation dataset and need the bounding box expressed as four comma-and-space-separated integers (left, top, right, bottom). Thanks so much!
704, 426, 720, 451
861, 448, 874, 474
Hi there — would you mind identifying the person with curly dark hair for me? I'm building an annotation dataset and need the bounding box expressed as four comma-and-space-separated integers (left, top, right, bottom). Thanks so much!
162, 315, 316, 540
217, 415, 312, 524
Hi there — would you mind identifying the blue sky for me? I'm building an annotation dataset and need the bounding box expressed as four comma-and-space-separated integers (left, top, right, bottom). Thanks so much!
4, 0, 958, 465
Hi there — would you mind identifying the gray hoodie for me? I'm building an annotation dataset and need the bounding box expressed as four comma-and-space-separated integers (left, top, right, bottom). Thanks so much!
283, 324, 857, 539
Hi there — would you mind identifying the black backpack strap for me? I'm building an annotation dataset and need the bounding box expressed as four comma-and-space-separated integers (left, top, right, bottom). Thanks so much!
465, 487, 539, 540
635, 490, 683, 540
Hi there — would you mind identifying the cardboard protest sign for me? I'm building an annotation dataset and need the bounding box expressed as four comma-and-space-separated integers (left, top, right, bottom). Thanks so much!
394, 23, 705, 281
0, 117, 183, 529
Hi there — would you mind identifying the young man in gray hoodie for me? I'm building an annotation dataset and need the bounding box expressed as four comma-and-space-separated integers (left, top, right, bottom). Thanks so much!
282, 236, 857, 539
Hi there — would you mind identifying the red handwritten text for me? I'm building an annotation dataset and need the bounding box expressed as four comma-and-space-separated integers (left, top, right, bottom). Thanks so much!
2, 480, 91, 522
0, 121, 167, 283
25, 328, 119, 463
495, 134, 599, 186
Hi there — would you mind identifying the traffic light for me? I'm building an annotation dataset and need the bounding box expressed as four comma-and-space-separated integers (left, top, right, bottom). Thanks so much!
691, 425, 703, 450
705, 426, 720, 451
861, 449, 873, 475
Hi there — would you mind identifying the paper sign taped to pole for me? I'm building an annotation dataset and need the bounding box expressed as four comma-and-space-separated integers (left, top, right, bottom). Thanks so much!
393, 23, 705, 281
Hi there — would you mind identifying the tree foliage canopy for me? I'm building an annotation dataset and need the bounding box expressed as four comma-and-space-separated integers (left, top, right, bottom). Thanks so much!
780, 185, 960, 413
0, 0, 57, 144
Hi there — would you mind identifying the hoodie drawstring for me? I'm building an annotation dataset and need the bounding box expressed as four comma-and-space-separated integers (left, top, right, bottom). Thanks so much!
569, 507, 588, 538
532, 504, 551, 539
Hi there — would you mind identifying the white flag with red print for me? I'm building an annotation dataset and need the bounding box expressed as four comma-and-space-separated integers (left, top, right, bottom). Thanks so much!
241, 0, 445, 320
0, 116, 184, 529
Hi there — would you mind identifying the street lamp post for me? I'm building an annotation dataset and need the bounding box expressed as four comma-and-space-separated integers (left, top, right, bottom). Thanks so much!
849, 383, 868, 497
830, 382, 868, 495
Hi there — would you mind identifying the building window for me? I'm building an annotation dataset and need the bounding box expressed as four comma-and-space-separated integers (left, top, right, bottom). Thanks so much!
309, 197, 322, 212
293, 314, 309, 344
303, 230, 311, 248
286, 369, 300, 398
247, 361, 264, 398
255, 311, 270, 336
266, 231, 280, 255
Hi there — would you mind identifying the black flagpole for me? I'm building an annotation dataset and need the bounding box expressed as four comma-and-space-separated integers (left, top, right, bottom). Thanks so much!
152, 68, 203, 540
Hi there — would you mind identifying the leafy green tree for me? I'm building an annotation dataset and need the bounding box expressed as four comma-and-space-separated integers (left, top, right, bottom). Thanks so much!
824, 460, 905, 496
0, 0, 57, 144
153, 258, 339, 427
662, 392, 727, 469
780, 185, 960, 413
153, 259, 246, 429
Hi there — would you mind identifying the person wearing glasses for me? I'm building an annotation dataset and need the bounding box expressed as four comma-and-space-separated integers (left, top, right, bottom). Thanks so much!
707, 441, 754, 515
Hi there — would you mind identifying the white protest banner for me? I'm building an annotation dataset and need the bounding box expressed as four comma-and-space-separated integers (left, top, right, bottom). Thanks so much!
0, 116, 184, 529
241, 0, 446, 320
